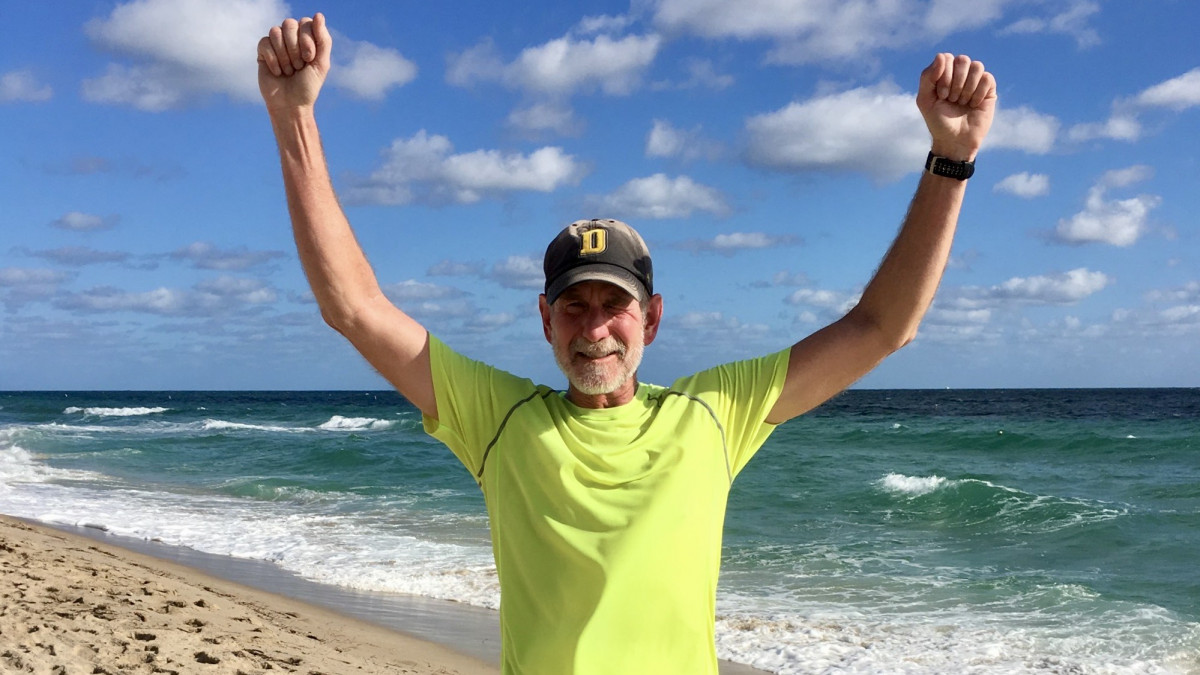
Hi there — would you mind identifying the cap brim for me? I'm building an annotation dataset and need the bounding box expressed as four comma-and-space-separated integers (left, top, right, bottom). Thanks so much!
546, 263, 646, 305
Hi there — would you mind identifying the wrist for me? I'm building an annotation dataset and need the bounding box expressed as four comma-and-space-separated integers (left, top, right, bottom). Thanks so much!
267, 103, 317, 123
929, 141, 978, 163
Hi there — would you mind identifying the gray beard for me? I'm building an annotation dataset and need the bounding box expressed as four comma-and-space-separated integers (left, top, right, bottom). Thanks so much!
552, 334, 644, 396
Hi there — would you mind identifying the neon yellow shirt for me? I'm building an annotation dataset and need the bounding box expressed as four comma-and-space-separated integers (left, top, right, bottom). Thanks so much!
423, 336, 790, 674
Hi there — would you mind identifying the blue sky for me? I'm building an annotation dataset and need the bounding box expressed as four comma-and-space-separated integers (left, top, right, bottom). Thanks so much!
2, 0, 1197, 391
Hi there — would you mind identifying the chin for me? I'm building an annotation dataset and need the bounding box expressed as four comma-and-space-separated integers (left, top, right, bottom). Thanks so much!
562, 360, 624, 395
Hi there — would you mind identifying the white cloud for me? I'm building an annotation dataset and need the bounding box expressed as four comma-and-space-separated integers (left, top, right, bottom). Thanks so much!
1067, 113, 1141, 142
754, 271, 811, 288
195, 276, 277, 305
1135, 67, 1200, 110
332, 38, 417, 100
994, 172, 1050, 198
740, 89, 1057, 181
1099, 164, 1153, 189
444, 40, 506, 87
506, 101, 583, 137
58, 286, 184, 314
646, 120, 722, 161
404, 300, 478, 321
677, 232, 800, 255
999, 0, 1101, 48
1160, 305, 1200, 324
925, 307, 993, 325
671, 311, 770, 339
428, 260, 486, 277
490, 255, 544, 290
448, 32, 661, 97
57, 276, 276, 316
785, 288, 852, 308
464, 312, 518, 333
1065, 67, 1200, 146
966, 268, 1111, 306
29, 246, 132, 267
50, 211, 117, 231
586, 174, 729, 219
1146, 281, 1200, 305
650, 0, 1011, 64
743, 82, 926, 180
986, 105, 1060, 153
169, 242, 286, 270
654, 58, 734, 91
646, 119, 687, 157
83, 0, 290, 110
1, 69, 53, 102
0, 267, 72, 311
783, 286, 859, 321
1055, 166, 1160, 247
576, 14, 635, 35
346, 130, 586, 205
381, 280, 464, 302
0, 267, 71, 288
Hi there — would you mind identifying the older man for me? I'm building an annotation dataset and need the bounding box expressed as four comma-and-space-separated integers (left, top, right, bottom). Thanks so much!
258, 12, 996, 675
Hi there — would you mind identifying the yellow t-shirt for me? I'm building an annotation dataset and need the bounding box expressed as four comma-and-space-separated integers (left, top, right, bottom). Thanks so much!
423, 336, 790, 675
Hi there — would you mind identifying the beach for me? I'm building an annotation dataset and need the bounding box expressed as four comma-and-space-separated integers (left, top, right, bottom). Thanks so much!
0, 515, 496, 674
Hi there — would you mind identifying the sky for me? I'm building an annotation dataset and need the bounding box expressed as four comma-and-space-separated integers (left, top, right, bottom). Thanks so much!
2, 0, 1198, 391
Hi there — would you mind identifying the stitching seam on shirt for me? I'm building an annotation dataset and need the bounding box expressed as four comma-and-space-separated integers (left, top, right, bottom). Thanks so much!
655, 390, 732, 484
477, 388, 557, 480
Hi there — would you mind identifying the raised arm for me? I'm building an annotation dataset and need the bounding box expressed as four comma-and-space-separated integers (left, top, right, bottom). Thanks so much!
258, 13, 437, 417
766, 54, 997, 424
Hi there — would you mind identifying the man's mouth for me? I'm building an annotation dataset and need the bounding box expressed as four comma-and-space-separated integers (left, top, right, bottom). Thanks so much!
573, 339, 625, 362
579, 351, 616, 361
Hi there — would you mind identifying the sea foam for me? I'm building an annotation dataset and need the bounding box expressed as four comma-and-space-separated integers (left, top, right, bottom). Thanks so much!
317, 416, 395, 431
64, 406, 170, 417
878, 473, 950, 496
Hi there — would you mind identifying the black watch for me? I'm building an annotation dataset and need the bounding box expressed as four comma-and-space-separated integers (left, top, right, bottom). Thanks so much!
925, 152, 975, 180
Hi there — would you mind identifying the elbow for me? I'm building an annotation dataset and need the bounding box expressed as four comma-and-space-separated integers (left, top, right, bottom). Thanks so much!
320, 307, 348, 334
892, 327, 918, 352
318, 290, 388, 341
317, 298, 364, 337
847, 306, 919, 355
881, 317, 921, 354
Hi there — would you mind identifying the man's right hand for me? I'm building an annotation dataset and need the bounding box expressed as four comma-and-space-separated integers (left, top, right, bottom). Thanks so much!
257, 12, 331, 112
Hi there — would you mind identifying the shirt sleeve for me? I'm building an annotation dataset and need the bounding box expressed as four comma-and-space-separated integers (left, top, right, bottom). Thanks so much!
421, 335, 538, 478
672, 348, 791, 478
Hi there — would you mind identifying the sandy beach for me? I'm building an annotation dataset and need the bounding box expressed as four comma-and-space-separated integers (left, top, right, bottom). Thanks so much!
0, 515, 497, 674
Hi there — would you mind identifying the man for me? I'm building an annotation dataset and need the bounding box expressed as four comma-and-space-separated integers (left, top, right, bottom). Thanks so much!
257, 13, 996, 675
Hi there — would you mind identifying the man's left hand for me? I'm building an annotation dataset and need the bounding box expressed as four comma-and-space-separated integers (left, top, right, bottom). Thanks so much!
917, 53, 997, 162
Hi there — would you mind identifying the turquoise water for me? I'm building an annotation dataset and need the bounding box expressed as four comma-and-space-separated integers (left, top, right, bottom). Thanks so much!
2, 388, 1198, 673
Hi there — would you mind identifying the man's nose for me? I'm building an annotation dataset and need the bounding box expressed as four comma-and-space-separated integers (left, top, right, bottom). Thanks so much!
579, 306, 611, 342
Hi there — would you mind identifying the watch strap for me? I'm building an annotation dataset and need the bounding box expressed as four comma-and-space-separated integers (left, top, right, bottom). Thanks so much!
925, 152, 975, 180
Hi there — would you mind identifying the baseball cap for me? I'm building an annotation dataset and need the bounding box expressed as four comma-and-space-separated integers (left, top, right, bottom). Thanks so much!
543, 219, 653, 305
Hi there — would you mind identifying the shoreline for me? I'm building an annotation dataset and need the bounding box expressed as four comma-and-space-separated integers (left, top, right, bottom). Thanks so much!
1, 514, 497, 674
3, 515, 768, 674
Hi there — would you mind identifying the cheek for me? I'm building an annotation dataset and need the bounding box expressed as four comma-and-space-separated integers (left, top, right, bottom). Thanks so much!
548, 318, 574, 348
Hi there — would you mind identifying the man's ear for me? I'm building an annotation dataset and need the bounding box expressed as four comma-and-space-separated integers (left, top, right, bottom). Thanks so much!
538, 294, 553, 343
643, 294, 664, 345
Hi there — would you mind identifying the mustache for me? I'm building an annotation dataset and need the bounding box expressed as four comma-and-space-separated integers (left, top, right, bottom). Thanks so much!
571, 337, 627, 358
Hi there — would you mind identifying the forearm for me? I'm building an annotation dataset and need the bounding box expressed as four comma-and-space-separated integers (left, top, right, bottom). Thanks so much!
849, 171, 967, 350
269, 107, 383, 330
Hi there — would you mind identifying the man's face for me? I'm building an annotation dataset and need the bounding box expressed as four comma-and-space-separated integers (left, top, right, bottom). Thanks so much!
544, 281, 649, 396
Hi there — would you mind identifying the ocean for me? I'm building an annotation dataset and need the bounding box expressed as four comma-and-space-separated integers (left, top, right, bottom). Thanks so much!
1, 388, 1197, 674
